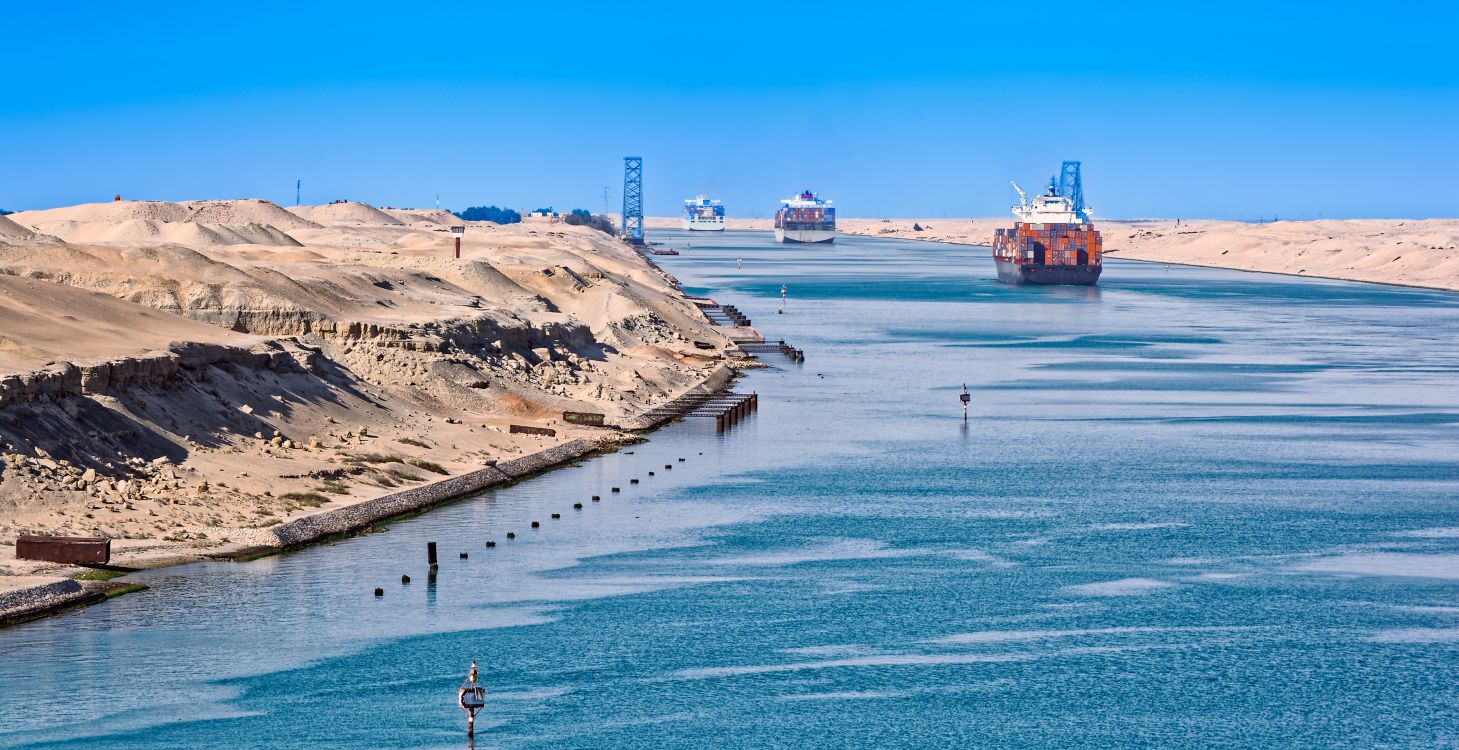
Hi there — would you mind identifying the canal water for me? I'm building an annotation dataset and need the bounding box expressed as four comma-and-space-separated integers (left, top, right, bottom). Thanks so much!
2, 230, 1458, 748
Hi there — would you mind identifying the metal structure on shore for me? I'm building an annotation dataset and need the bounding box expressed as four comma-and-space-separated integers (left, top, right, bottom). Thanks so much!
621, 156, 644, 245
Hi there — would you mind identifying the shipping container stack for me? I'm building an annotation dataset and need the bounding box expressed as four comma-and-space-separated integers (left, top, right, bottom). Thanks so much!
777, 206, 835, 231
993, 222, 1102, 269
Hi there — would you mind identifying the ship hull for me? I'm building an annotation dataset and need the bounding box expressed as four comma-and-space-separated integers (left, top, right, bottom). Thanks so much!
775, 228, 836, 244
995, 259, 1101, 286
683, 219, 725, 231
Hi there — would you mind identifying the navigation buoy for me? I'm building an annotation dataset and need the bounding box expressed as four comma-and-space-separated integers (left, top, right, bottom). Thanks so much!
458, 660, 486, 736
960, 383, 971, 420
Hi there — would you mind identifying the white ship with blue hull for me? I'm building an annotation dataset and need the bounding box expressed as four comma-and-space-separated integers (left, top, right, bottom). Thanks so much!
683, 195, 726, 231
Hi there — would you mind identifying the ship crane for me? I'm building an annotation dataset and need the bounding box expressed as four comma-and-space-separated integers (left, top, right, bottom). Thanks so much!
1011, 181, 1029, 213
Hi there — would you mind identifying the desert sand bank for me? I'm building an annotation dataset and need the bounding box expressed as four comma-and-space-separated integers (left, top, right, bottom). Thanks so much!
645, 215, 1459, 292
836, 218, 1459, 291
1, 199, 745, 610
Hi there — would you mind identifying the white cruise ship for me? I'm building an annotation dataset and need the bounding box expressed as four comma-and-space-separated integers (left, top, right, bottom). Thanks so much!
683, 195, 726, 231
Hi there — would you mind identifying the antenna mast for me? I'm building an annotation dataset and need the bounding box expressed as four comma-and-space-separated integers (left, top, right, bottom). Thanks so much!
295, 179, 301, 207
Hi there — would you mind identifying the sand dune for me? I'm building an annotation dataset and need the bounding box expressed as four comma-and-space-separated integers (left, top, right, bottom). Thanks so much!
288, 201, 405, 225
382, 207, 464, 226
0, 215, 55, 242
0, 275, 258, 373
181, 199, 322, 230
10, 199, 306, 248
0, 198, 735, 577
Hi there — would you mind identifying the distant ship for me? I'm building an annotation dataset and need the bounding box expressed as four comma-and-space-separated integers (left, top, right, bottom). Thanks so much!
683, 195, 725, 231
991, 162, 1102, 285
774, 190, 835, 243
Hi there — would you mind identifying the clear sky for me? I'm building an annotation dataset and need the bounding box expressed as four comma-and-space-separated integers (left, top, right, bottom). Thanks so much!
3, 1, 1456, 219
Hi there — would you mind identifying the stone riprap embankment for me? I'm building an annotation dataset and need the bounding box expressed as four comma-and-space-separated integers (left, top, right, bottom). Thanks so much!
265, 439, 598, 547
0, 576, 92, 624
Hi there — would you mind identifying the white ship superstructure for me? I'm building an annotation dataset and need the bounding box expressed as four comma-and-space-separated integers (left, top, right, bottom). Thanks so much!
683, 195, 726, 231
773, 190, 836, 243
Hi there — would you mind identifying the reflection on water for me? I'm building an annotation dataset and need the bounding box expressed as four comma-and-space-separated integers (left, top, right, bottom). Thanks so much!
2, 230, 1459, 748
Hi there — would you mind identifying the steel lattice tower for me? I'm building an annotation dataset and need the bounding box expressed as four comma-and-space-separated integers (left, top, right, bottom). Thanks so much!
1059, 161, 1084, 216
621, 156, 644, 245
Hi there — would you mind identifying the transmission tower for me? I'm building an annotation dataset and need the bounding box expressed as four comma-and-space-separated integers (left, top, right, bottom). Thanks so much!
621, 156, 644, 245
1058, 161, 1084, 216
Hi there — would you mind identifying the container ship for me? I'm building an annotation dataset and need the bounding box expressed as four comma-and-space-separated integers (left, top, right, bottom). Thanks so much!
991, 162, 1102, 285
683, 195, 725, 231
774, 190, 835, 243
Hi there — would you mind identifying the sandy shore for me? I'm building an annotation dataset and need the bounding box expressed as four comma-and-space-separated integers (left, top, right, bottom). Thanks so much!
647, 215, 1459, 292
1, 200, 749, 620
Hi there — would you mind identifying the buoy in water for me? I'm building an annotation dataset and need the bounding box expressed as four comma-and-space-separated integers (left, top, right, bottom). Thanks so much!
458, 660, 486, 736
531, 521, 540, 528
401, 575, 411, 584
574, 502, 583, 509
506, 532, 516, 539
374, 588, 384, 597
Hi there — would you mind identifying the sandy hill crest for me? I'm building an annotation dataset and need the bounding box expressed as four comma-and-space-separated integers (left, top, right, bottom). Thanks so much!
0, 215, 40, 239
288, 202, 405, 226
9, 199, 307, 248
382, 208, 463, 226
180, 199, 322, 231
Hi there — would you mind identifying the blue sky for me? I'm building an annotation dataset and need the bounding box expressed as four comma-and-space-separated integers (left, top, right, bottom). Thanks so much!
2, 1, 1456, 219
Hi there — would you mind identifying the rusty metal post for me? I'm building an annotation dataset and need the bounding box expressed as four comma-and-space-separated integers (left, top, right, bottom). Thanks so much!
455, 237, 461, 259
428, 542, 438, 569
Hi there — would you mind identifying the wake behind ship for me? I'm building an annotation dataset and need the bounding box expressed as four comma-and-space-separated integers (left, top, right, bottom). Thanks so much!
991, 161, 1102, 285
774, 190, 835, 243
683, 195, 725, 231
